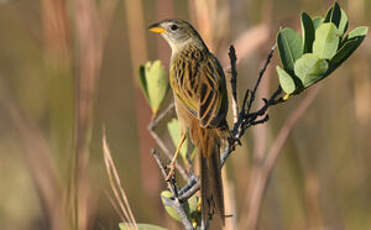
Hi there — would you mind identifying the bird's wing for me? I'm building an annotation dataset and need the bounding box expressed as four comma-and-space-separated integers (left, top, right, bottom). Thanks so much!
171, 53, 227, 128
197, 55, 227, 128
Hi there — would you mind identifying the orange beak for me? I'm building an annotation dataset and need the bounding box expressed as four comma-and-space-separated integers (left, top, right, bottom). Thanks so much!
148, 23, 165, 34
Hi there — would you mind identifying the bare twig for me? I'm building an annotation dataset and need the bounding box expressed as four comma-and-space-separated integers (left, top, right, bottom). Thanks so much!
178, 176, 200, 201
246, 44, 276, 115
149, 103, 175, 129
228, 46, 239, 124
220, 45, 282, 166
152, 150, 194, 230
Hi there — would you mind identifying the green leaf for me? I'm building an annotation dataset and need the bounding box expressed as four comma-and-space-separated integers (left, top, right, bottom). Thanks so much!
347, 26, 369, 39
329, 26, 368, 73
161, 190, 200, 223
187, 194, 199, 214
167, 118, 188, 163
338, 8, 348, 37
161, 191, 182, 222
138, 60, 169, 115
276, 66, 297, 94
301, 12, 315, 53
138, 66, 150, 102
312, 16, 323, 30
294, 53, 328, 87
324, 2, 341, 28
313, 23, 339, 59
119, 223, 167, 230
277, 28, 303, 73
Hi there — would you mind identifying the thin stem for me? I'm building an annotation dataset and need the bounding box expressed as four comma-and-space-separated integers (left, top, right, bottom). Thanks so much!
246, 45, 276, 115
152, 150, 194, 230
228, 46, 239, 124
148, 103, 189, 181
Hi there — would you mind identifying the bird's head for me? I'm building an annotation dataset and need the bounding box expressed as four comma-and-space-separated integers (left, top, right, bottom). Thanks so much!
148, 19, 207, 54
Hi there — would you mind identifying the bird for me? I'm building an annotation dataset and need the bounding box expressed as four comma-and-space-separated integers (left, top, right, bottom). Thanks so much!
148, 19, 229, 226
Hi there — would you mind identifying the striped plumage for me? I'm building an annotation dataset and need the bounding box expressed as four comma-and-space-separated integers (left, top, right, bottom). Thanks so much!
170, 43, 228, 128
148, 19, 229, 226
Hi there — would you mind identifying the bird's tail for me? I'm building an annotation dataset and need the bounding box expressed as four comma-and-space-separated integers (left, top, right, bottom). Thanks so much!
192, 127, 225, 226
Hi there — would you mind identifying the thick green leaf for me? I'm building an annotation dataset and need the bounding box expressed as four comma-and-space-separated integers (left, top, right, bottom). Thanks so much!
301, 12, 315, 53
338, 8, 348, 37
140, 61, 169, 115
167, 118, 188, 163
276, 66, 296, 94
329, 26, 368, 73
294, 53, 328, 87
313, 23, 339, 59
324, 2, 341, 28
161, 191, 182, 222
277, 28, 303, 73
119, 223, 167, 230
312, 16, 323, 30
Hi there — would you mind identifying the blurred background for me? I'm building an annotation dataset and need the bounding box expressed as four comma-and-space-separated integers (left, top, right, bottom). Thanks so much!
0, 0, 370, 229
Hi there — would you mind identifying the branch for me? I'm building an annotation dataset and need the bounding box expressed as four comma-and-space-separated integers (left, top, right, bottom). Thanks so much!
228, 46, 239, 124
148, 103, 189, 181
246, 45, 276, 115
152, 150, 194, 230
221, 45, 283, 165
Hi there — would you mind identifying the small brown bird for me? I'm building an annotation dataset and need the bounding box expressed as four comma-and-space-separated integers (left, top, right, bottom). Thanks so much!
148, 19, 229, 226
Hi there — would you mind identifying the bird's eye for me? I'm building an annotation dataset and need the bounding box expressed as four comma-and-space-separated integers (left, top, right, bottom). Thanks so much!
170, 24, 179, 31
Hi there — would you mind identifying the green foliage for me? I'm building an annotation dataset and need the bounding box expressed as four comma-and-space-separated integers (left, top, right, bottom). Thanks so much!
276, 66, 297, 94
276, 28, 303, 74
294, 53, 328, 87
275, 1, 368, 96
312, 16, 323, 30
161, 190, 182, 222
138, 60, 169, 115
301, 12, 315, 53
338, 9, 349, 37
161, 190, 200, 224
313, 23, 339, 59
324, 2, 341, 28
119, 223, 168, 230
329, 26, 368, 74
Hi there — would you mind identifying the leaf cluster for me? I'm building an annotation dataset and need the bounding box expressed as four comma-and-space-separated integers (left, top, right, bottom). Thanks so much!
276, 2, 368, 96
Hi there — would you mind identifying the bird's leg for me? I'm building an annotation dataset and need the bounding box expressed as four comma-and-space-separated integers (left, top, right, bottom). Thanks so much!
166, 133, 187, 181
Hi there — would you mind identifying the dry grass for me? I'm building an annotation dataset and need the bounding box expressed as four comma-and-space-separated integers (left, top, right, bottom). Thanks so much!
103, 130, 137, 230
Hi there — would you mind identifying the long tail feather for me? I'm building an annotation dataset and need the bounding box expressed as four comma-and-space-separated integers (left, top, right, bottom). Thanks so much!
196, 128, 225, 226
